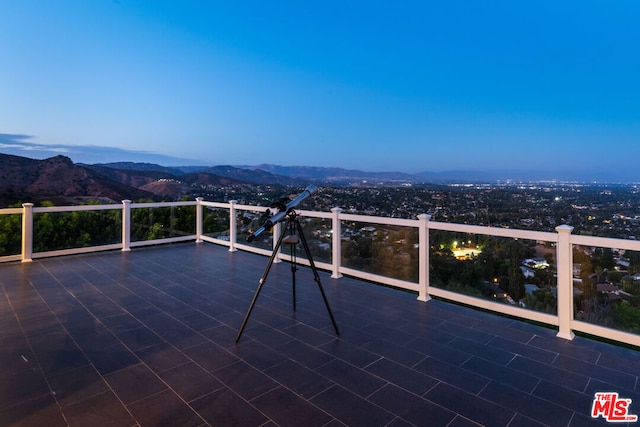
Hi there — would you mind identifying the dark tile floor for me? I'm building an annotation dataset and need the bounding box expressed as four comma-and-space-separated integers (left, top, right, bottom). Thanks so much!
1, 243, 639, 426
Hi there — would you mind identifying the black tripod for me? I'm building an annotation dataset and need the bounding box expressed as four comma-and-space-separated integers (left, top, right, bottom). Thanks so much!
235, 209, 340, 343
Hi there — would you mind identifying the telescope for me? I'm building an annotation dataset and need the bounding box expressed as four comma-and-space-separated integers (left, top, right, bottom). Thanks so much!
246, 184, 318, 242
236, 182, 339, 342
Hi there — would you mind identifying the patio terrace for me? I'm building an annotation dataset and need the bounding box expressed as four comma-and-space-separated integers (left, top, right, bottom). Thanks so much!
1, 242, 639, 426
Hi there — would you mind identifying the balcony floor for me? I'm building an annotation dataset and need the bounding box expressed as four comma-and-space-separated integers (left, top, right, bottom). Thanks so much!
1, 243, 639, 426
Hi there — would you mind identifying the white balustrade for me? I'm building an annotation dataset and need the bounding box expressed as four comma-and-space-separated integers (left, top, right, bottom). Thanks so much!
1, 198, 639, 348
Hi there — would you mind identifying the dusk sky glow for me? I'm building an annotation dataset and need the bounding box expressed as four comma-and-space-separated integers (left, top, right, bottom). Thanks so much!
1, 1, 639, 178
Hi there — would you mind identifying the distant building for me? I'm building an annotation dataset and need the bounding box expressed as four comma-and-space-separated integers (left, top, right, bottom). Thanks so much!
597, 283, 623, 301
523, 258, 549, 269
521, 266, 535, 279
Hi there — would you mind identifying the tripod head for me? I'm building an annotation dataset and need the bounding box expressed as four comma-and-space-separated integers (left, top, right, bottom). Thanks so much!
247, 184, 317, 242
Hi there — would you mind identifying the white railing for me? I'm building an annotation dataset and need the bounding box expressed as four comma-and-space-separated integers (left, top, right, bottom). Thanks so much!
1, 199, 639, 348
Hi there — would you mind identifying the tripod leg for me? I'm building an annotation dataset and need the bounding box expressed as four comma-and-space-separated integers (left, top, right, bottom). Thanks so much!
235, 219, 290, 343
294, 220, 340, 337
289, 220, 297, 312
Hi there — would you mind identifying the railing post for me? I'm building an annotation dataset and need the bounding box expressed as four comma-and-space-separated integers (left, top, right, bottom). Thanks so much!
331, 207, 343, 279
228, 200, 238, 252
122, 200, 131, 252
555, 225, 575, 340
195, 198, 203, 243
417, 214, 431, 302
272, 221, 282, 263
21, 203, 34, 262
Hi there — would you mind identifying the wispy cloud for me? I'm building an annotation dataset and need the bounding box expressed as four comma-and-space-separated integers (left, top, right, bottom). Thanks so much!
0, 134, 71, 154
0, 133, 205, 166
0, 143, 71, 153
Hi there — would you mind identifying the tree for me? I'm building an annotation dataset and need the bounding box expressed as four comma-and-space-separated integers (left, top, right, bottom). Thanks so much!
0, 211, 21, 255
613, 301, 640, 333
521, 289, 557, 314
508, 264, 526, 301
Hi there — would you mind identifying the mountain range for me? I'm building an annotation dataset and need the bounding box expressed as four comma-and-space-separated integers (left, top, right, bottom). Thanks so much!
0, 154, 154, 206
1, 151, 634, 206
92, 161, 507, 184
0, 154, 330, 205
1, 152, 454, 206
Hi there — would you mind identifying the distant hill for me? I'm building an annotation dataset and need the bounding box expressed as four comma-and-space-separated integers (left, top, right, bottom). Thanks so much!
244, 164, 416, 183
87, 164, 254, 199
181, 172, 245, 187
201, 166, 302, 185
92, 162, 302, 186
0, 154, 154, 206
236, 164, 520, 184
89, 161, 572, 185
87, 162, 191, 176
86, 164, 178, 187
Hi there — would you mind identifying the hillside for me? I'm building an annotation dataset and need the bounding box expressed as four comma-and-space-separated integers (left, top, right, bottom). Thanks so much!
201, 166, 301, 185
92, 162, 303, 185
88, 162, 189, 176
0, 154, 154, 206
0, 154, 287, 206
86, 164, 177, 188
248, 164, 417, 183
87, 164, 253, 197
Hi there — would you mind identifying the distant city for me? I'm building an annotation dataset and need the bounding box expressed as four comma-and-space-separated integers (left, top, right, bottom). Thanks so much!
197, 180, 640, 240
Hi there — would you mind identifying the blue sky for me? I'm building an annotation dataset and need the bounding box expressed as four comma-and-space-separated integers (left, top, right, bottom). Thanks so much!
1, 1, 639, 177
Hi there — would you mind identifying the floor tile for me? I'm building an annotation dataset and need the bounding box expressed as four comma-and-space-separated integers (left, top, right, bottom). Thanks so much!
480, 380, 574, 426
47, 364, 109, 406
182, 341, 238, 372
314, 358, 386, 397
361, 337, 426, 367
532, 379, 594, 414
461, 356, 538, 392
318, 338, 380, 368
116, 326, 164, 351
369, 384, 456, 426
553, 354, 637, 390
229, 337, 288, 370
0, 393, 66, 427
507, 354, 589, 391
488, 335, 558, 364
213, 360, 279, 400
190, 388, 269, 426
251, 386, 333, 427
264, 359, 334, 398
100, 313, 143, 334
274, 338, 334, 369
134, 342, 190, 373
127, 389, 205, 427
365, 357, 439, 396
413, 357, 489, 394
62, 391, 136, 427
84, 343, 139, 375
0, 366, 51, 411
104, 363, 167, 404
448, 336, 515, 365
158, 361, 223, 402
425, 383, 514, 427
311, 385, 395, 426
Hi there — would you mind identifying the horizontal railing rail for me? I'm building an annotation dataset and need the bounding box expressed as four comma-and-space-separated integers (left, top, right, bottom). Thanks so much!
1, 199, 638, 348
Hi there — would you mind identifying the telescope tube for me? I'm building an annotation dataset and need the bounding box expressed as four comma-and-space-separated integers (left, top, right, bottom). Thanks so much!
246, 185, 317, 242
